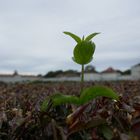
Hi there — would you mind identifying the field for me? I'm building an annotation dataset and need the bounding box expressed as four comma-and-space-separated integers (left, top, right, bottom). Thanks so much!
0, 81, 140, 140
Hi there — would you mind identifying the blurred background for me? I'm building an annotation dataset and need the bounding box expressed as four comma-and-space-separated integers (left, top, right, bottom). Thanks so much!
0, 0, 140, 75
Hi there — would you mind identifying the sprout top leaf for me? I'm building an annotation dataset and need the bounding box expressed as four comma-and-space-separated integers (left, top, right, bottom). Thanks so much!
85, 33, 100, 41
63, 31, 81, 43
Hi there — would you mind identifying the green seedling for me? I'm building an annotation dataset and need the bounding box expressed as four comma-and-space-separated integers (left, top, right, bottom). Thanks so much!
41, 32, 119, 112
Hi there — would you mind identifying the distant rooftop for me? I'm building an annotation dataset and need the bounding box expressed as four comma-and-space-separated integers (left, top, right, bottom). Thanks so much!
101, 67, 119, 73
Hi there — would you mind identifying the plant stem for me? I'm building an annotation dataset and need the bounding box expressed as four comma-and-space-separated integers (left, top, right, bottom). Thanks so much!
81, 64, 84, 92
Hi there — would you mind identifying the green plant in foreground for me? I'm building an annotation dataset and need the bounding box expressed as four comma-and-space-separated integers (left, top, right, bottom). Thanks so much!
40, 32, 120, 140
41, 32, 119, 111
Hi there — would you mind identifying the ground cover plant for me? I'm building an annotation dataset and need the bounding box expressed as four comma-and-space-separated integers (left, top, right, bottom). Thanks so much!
0, 32, 140, 140
0, 81, 140, 140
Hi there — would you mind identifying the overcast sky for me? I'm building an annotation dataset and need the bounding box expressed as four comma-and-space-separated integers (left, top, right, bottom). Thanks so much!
0, 0, 140, 75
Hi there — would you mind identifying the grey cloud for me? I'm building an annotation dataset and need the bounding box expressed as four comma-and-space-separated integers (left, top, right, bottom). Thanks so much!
0, 0, 140, 74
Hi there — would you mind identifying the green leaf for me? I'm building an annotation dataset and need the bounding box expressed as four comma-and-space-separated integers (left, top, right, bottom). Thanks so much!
63, 31, 81, 43
100, 125, 113, 140
51, 94, 79, 106
41, 93, 80, 111
41, 97, 51, 112
80, 86, 119, 104
85, 33, 100, 41
41, 86, 119, 111
72, 57, 93, 65
73, 41, 95, 65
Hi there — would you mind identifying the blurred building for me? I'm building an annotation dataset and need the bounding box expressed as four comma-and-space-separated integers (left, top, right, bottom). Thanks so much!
131, 64, 140, 80
0, 71, 41, 83
84, 65, 101, 81
0, 64, 140, 82
101, 67, 121, 81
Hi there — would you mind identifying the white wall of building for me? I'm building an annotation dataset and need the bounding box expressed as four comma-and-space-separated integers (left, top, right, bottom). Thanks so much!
101, 73, 121, 81
0, 75, 40, 83
131, 65, 140, 80
42, 77, 80, 82
118, 75, 132, 81
0, 75, 21, 83
84, 73, 101, 81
